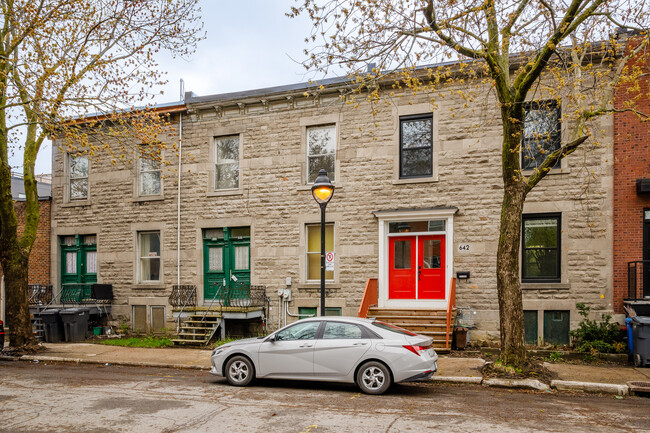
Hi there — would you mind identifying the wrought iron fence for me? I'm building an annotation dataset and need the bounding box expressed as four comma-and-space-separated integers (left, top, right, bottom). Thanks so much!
168, 285, 197, 307
27, 285, 53, 306
59, 283, 113, 305
216, 284, 267, 308
627, 260, 650, 300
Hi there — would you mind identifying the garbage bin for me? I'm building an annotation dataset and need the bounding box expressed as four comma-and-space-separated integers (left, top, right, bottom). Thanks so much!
454, 327, 468, 350
631, 316, 650, 368
59, 308, 90, 342
38, 309, 64, 343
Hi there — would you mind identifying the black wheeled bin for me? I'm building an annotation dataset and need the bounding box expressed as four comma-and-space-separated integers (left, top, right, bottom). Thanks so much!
59, 308, 90, 342
631, 316, 650, 368
38, 309, 64, 343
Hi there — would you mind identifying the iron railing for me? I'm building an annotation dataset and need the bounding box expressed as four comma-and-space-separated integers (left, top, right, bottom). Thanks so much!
27, 285, 53, 306
627, 260, 650, 300
169, 285, 197, 307
59, 283, 113, 305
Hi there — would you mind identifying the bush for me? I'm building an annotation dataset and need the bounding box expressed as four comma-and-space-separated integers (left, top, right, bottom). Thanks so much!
570, 303, 624, 354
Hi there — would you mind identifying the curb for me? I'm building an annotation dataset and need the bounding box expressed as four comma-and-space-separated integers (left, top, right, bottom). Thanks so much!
551, 380, 629, 396
484, 378, 550, 391
431, 376, 483, 384
19, 355, 210, 371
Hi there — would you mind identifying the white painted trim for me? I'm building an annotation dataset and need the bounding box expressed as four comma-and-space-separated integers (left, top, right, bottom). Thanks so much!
376, 208, 456, 309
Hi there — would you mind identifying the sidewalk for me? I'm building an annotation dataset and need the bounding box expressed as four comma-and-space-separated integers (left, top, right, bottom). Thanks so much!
4, 342, 650, 395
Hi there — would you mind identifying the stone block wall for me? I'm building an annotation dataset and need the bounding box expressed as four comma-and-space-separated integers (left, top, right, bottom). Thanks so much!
49, 80, 614, 341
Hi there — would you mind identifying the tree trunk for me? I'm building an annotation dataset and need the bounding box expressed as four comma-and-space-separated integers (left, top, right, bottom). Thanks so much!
496, 182, 527, 365
1, 248, 34, 347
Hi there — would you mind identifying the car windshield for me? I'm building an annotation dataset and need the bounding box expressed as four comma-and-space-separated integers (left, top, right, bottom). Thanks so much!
371, 321, 417, 336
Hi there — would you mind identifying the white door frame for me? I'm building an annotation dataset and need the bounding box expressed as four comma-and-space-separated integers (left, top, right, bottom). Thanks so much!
374, 208, 457, 309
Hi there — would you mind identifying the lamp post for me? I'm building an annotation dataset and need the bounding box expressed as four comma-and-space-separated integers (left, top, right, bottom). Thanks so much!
311, 169, 334, 316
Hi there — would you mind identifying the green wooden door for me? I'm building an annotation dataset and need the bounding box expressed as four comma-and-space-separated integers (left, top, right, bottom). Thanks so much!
203, 227, 250, 301
60, 235, 97, 302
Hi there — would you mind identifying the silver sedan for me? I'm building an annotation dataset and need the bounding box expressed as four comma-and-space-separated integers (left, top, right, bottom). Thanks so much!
210, 316, 438, 394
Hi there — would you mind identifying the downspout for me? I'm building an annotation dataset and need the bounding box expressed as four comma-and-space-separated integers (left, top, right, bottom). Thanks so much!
177, 79, 184, 287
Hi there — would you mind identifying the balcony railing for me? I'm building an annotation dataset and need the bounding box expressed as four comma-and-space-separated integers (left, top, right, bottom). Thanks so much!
27, 285, 53, 306
627, 261, 650, 300
60, 283, 114, 305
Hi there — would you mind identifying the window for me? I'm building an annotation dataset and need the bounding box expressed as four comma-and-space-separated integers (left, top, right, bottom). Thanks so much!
522, 214, 561, 282
139, 146, 161, 196
522, 100, 561, 170
275, 321, 320, 341
307, 125, 336, 183
307, 223, 334, 281
399, 114, 433, 178
322, 322, 362, 339
138, 231, 161, 282
151, 306, 166, 333
214, 135, 239, 190
69, 153, 88, 200
299, 307, 341, 317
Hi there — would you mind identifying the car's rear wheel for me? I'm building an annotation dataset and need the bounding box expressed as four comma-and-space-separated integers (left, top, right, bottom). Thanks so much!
356, 361, 392, 395
225, 356, 254, 386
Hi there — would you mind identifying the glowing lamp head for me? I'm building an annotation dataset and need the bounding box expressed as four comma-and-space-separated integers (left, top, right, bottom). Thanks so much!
311, 169, 334, 205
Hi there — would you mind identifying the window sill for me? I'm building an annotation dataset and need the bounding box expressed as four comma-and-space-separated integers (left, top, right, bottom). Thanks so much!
522, 168, 570, 176
133, 195, 165, 203
206, 189, 243, 197
61, 200, 92, 207
297, 283, 341, 291
521, 282, 570, 290
133, 283, 165, 290
392, 177, 438, 185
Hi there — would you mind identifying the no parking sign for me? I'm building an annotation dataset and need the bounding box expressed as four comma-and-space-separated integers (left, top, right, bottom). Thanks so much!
325, 251, 334, 271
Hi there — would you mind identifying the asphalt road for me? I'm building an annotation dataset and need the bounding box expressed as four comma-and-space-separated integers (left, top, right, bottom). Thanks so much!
1, 361, 649, 433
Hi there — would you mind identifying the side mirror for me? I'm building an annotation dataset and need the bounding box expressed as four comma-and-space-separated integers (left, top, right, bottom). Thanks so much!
266, 334, 276, 342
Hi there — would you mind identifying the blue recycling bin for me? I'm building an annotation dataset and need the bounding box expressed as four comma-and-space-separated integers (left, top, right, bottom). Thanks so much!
626, 317, 634, 355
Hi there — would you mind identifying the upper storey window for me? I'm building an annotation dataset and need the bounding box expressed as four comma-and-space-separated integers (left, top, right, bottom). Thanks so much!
307, 125, 336, 183
68, 153, 88, 200
214, 135, 240, 190
399, 114, 433, 179
522, 100, 561, 171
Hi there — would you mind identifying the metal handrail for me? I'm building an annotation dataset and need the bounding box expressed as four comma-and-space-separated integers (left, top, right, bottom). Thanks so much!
175, 285, 198, 334
201, 285, 225, 323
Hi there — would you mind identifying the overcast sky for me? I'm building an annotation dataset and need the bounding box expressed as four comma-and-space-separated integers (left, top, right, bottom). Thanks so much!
22, 0, 316, 175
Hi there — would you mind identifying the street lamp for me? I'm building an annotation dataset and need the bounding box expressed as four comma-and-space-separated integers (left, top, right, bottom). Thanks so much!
311, 169, 334, 316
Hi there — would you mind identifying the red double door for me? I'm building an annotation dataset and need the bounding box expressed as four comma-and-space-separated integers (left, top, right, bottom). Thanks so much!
388, 235, 445, 300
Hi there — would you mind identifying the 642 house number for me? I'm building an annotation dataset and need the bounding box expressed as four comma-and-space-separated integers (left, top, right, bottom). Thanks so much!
458, 244, 470, 251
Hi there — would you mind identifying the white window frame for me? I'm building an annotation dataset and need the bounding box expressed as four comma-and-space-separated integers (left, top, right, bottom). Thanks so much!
138, 145, 162, 197
306, 223, 335, 283
138, 230, 161, 283
68, 153, 89, 201
214, 135, 240, 190
306, 124, 337, 184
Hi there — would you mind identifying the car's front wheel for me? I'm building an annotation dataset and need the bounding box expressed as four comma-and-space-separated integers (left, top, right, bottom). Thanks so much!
356, 361, 392, 395
225, 355, 254, 386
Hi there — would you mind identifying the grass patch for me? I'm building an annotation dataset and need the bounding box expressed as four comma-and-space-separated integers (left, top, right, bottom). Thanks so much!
98, 336, 174, 348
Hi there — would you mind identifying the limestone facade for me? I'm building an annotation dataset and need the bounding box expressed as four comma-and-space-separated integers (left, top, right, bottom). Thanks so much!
50, 78, 614, 341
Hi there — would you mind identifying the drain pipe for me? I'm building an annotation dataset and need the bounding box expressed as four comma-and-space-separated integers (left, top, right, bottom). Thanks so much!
177, 79, 184, 287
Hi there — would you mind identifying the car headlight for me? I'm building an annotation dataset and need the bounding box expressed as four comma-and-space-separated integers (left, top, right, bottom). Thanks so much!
212, 345, 229, 356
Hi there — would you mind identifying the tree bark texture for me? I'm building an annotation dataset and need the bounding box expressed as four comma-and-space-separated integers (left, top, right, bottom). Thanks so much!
1, 250, 34, 347
496, 104, 528, 366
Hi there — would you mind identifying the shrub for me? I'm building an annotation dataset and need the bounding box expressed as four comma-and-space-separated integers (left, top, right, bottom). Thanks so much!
570, 303, 624, 354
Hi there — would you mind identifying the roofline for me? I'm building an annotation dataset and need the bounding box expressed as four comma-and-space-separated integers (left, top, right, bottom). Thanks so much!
64, 101, 187, 125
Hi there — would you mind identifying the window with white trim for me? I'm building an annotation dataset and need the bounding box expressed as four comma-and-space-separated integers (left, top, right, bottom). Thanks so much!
138, 231, 161, 282
214, 135, 240, 190
139, 146, 161, 196
522, 100, 561, 171
307, 223, 334, 281
307, 125, 336, 183
68, 153, 89, 200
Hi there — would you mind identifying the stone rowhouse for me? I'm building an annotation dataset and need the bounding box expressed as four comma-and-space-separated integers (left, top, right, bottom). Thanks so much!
50, 71, 614, 342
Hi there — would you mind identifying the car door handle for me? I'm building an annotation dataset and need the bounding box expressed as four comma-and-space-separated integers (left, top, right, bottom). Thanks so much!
353, 342, 368, 346
299, 343, 313, 348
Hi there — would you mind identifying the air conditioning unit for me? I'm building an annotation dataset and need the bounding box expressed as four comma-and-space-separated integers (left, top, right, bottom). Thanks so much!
637, 179, 650, 194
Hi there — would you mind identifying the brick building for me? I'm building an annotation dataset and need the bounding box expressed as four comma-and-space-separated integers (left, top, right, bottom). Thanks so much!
49, 66, 615, 345
613, 36, 650, 316
0, 176, 51, 322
